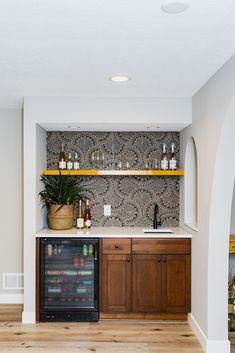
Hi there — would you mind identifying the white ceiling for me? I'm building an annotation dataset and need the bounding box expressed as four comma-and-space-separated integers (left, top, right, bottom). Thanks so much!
0, 0, 235, 108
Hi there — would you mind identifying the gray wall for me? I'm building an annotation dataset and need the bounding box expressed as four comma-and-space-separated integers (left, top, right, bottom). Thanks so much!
0, 109, 23, 296
47, 131, 180, 227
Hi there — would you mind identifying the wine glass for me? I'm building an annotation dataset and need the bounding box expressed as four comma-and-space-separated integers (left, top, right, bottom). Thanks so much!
144, 159, 151, 170
99, 152, 105, 169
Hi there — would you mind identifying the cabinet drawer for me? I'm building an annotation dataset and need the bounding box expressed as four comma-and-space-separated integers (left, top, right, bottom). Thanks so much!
132, 238, 191, 255
102, 238, 131, 254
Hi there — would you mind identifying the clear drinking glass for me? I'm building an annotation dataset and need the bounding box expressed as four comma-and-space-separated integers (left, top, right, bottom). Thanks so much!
117, 161, 123, 170
98, 152, 105, 169
153, 159, 158, 170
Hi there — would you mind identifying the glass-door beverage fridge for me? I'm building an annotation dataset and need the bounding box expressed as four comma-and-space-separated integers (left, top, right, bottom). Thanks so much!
39, 238, 99, 322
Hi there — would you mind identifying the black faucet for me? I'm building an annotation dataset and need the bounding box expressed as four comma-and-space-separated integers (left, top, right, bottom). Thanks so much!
153, 203, 162, 229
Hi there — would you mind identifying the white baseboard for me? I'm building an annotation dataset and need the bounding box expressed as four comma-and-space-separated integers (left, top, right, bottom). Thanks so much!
0, 294, 23, 304
188, 313, 230, 353
206, 340, 230, 353
22, 311, 35, 324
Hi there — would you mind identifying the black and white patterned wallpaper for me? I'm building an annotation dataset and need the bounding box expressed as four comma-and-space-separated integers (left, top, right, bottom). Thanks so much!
47, 131, 180, 227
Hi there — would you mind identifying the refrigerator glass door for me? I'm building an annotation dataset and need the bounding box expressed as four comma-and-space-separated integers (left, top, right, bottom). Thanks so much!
41, 239, 98, 311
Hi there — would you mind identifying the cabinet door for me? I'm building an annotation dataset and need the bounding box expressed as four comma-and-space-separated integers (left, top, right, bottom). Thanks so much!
101, 254, 131, 312
132, 255, 162, 312
162, 255, 191, 313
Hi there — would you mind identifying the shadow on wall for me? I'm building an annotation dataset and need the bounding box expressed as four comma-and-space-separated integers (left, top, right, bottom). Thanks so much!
184, 137, 198, 229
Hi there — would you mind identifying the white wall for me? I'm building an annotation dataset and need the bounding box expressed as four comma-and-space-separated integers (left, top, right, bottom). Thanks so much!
23, 96, 192, 322
0, 109, 23, 302
181, 54, 235, 353
26, 96, 192, 131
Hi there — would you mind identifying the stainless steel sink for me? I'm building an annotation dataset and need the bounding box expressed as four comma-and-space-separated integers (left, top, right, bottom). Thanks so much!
143, 229, 174, 234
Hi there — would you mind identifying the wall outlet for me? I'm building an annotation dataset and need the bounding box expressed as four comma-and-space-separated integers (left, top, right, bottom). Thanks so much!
104, 205, 111, 217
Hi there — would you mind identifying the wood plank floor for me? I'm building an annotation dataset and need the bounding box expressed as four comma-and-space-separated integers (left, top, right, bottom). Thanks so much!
229, 333, 235, 353
0, 320, 204, 353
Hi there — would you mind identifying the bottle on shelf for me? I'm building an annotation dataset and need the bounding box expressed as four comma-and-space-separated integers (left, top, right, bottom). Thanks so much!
73, 152, 80, 170
58, 143, 67, 170
169, 143, 177, 170
67, 152, 73, 170
88, 244, 93, 257
82, 244, 88, 256
76, 199, 84, 229
84, 199, 91, 229
160, 143, 168, 170
47, 244, 53, 257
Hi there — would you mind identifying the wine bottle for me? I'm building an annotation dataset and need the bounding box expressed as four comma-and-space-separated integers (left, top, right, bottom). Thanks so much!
67, 152, 73, 170
77, 199, 84, 229
169, 143, 177, 170
160, 143, 168, 170
84, 199, 91, 229
58, 143, 67, 170
74, 152, 80, 170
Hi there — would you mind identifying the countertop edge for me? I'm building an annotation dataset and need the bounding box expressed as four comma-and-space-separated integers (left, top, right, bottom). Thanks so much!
35, 227, 192, 239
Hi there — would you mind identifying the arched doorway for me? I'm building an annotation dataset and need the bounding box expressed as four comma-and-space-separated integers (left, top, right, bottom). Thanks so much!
207, 96, 235, 352
184, 136, 198, 229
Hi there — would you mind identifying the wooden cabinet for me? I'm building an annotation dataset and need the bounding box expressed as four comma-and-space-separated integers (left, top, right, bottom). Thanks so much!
100, 237, 191, 318
101, 239, 131, 313
132, 254, 190, 314
162, 255, 190, 313
132, 255, 162, 312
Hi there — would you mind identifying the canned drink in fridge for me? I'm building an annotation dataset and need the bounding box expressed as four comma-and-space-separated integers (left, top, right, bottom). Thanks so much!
88, 244, 93, 256
47, 244, 53, 257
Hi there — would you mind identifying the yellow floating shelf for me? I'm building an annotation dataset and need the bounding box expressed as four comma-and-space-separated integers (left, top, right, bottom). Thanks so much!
229, 235, 235, 253
42, 169, 184, 176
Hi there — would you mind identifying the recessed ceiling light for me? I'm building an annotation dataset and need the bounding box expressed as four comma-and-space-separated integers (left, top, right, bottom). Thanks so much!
147, 126, 160, 129
68, 125, 80, 129
161, 1, 189, 14
109, 76, 131, 82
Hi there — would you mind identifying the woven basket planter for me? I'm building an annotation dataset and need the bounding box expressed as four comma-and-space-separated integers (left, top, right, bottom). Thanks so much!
48, 204, 74, 230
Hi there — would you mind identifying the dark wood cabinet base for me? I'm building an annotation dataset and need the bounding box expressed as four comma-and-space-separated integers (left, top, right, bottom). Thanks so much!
100, 312, 188, 320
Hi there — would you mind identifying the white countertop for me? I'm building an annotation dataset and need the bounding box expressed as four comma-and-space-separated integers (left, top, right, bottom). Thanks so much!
36, 227, 192, 238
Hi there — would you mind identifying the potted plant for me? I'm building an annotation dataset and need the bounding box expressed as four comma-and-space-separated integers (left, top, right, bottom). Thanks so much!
39, 174, 82, 230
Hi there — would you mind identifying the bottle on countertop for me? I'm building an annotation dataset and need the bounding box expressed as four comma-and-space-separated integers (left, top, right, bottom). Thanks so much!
58, 143, 67, 170
73, 152, 80, 170
84, 199, 91, 229
67, 152, 73, 170
77, 199, 84, 229
160, 143, 168, 170
169, 143, 177, 170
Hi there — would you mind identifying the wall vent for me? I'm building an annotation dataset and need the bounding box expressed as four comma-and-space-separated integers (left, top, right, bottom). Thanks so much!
3, 273, 24, 290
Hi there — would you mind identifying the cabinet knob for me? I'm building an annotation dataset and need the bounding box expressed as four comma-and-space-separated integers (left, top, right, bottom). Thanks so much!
156, 256, 161, 263
126, 255, 131, 263
115, 244, 119, 249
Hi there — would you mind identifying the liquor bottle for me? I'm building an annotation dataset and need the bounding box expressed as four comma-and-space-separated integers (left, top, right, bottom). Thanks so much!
58, 143, 67, 170
74, 152, 80, 170
76, 199, 84, 229
84, 199, 91, 229
67, 152, 73, 170
160, 143, 168, 170
169, 143, 177, 170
